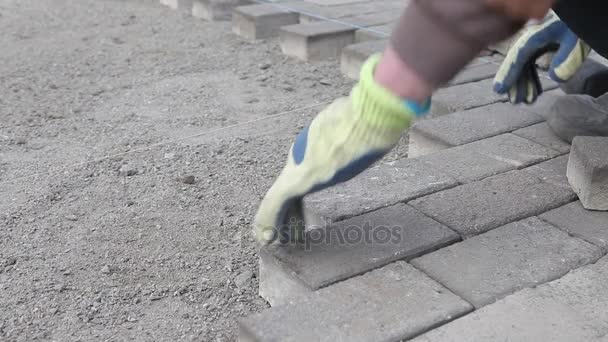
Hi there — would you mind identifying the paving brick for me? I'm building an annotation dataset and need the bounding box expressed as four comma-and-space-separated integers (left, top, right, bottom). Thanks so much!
193, 0, 249, 21
523, 155, 571, 189
340, 39, 386, 79
279, 21, 355, 60
232, 4, 299, 41
448, 59, 499, 86
162, 0, 193, 11
413, 256, 608, 342
411, 217, 602, 308
431, 76, 556, 116
513, 122, 571, 154
258, 204, 459, 306
541, 201, 608, 252
567, 136, 608, 211
354, 23, 392, 42
306, 0, 368, 5
241, 261, 473, 342
408, 103, 544, 158
517, 87, 566, 120
419, 133, 559, 184
409, 169, 576, 237
305, 158, 457, 223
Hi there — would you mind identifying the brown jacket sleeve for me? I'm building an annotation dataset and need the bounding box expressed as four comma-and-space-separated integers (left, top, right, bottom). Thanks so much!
390, 0, 524, 87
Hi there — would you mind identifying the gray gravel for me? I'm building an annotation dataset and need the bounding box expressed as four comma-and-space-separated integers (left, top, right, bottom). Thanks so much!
0, 0, 410, 341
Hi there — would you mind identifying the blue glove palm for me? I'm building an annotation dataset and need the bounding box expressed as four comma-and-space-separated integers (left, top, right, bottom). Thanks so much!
494, 11, 591, 104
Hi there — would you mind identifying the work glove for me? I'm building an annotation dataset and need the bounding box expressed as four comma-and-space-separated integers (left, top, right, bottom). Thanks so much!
493, 11, 592, 104
253, 54, 430, 245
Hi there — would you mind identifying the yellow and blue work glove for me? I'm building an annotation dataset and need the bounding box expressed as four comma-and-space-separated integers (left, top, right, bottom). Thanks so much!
493, 11, 591, 104
253, 54, 430, 245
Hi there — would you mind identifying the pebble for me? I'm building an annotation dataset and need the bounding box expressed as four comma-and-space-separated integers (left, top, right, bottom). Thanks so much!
235, 271, 254, 288
49, 308, 58, 315
15, 137, 27, 145
5, 258, 17, 266
100, 265, 111, 274
54, 283, 65, 292
64, 214, 78, 221
259, 63, 271, 70
181, 175, 195, 184
245, 98, 259, 104
319, 79, 332, 85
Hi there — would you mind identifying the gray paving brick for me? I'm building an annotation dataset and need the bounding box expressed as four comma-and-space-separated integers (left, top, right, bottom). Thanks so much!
432, 76, 556, 116
411, 217, 602, 308
232, 4, 299, 41
448, 58, 499, 86
305, 158, 457, 223
541, 201, 608, 252
418, 133, 558, 184
258, 204, 459, 306
413, 256, 608, 342
409, 169, 576, 237
523, 155, 571, 189
465, 133, 560, 168
279, 21, 355, 60
241, 261, 473, 342
340, 39, 386, 79
193, 0, 249, 21
408, 103, 544, 158
513, 122, 571, 154
281, 0, 403, 22
568, 136, 608, 210
515, 87, 566, 120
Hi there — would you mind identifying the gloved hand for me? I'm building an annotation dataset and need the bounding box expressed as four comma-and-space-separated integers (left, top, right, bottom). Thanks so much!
253, 54, 430, 245
493, 11, 591, 104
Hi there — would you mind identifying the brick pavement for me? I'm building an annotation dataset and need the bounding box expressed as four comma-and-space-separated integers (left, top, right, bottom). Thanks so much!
156, 0, 608, 340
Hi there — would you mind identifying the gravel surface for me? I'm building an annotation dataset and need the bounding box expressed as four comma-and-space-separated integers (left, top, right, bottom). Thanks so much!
0, 0, 409, 340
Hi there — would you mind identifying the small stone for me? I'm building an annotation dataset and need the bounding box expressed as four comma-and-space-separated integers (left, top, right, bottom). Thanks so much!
235, 271, 254, 288
15, 137, 26, 145
259, 63, 271, 70
283, 85, 294, 92
54, 284, 65, 292
246, 98, 259, 104
181, 175, 196, 185
49, 308, 58, 315
319, 79, 332, 85
119, 165, 138, 177
100, 265, 111, 274
47, 113, 65, 119
182, 313, 190, 319
5, 258, 16, 267
64, 214, 78, 221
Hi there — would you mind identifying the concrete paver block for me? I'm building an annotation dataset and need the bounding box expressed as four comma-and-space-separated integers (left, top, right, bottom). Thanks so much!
432, 76, 556, 116
411, 217, 602, 308
419, 133, 559, 183
448, 59, 499, 86
258, 204, 459, 306
341, 10, 401, 27
340, 39, 386, 79
513, 122, 571, 154
523, 155, 571, 189
409, 169, 576, 237
567, 136, 608, 210
305, 158, 457, 223
232, 4, 299, 41
408, 103, 544, 158
541, 201, 608, 252
464, 133, 560, 168
241, 261, 473, 342
414, 256, 608, 341
162, 0, 193, 11
279, 21, 356, 60
193, 0, 248, 21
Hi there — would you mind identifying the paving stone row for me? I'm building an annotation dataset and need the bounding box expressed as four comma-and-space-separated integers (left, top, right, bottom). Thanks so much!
413, 256, 608, 341
241, 261, 473, 342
